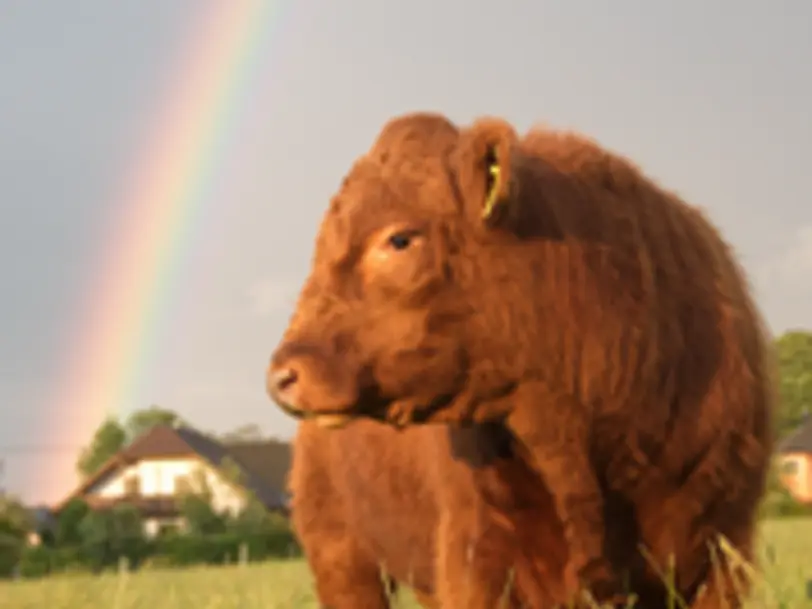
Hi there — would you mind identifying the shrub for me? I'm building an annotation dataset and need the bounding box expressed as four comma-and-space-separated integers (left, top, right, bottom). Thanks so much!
77, 504, 150, 571
17, 545, 84, 578
0, 494, 33, 578
0, 534, 22, 578
760, 489, 812, 519
10, 496, 299, 578
154, 528, 297, 566
178, 494, 227, 536
55, 498, 89, 546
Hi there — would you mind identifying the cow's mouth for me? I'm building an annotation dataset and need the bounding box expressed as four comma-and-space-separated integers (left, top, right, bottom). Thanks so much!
276, 389, 459, 431
272, 383, 390, 430
275, 400, 357, 430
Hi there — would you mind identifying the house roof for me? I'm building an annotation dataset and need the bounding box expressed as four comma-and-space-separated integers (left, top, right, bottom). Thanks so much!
55, 424, 291, 512
223, 439, 291, 504
779, 417, 812, 454
174, 426, 291, 509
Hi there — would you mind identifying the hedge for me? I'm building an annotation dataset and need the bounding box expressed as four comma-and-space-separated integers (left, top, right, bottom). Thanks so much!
150, 529, 298, 567
12, 529, 300, 579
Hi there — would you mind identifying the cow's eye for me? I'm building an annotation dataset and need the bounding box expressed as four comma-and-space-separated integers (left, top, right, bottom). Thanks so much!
387, 231, 415, 251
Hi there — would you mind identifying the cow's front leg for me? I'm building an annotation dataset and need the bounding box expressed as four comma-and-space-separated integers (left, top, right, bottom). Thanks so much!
506, 382, 618, 606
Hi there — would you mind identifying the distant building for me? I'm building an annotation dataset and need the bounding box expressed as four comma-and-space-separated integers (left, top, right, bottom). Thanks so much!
51, 424, 291, 537
777, 416, 812, 503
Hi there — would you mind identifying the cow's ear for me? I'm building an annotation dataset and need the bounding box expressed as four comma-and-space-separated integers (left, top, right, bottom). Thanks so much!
456, 117, 521, 229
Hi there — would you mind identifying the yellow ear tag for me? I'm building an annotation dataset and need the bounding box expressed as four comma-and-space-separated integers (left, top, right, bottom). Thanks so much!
482, 163, 501, 219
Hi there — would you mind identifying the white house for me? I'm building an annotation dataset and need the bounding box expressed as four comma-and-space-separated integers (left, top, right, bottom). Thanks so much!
53, 424, 290, 537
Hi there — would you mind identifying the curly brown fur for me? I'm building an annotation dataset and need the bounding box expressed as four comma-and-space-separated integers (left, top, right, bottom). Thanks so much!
289, 419, 569, 609
269, 112, 775, 608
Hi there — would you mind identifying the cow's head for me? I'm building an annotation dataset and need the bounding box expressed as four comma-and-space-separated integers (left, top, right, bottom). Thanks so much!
266, 112, 533, 429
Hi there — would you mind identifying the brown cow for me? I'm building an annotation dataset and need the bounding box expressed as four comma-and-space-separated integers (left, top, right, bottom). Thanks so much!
267, 112, 775, 608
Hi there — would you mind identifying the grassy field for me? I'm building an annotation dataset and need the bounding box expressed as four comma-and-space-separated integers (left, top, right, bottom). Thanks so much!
2, 519, 810, 608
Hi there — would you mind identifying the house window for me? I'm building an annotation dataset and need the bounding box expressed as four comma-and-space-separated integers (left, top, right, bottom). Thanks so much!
781, 459, 800, 476
123, 475, 141, 496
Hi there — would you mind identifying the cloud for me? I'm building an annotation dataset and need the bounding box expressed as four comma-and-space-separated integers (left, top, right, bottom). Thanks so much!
246, 277, 298, 318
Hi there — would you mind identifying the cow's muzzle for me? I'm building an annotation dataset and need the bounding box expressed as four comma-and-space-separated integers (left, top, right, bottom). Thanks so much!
266, 342, 359, 430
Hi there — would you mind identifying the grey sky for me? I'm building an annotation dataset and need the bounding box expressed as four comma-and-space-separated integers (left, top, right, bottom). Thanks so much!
1, 0, 810, 503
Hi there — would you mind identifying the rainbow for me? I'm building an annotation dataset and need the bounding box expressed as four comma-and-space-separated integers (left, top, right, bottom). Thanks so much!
43, 0, 284, 504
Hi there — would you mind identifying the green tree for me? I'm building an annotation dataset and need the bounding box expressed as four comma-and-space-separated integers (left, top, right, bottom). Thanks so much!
78, 508, 112, 568
0, 495, 32, 536
109, 503, 146, 558
175, 466, 226, 536
76, 418, 126, 479
774, 330, 812, 437
76, 406, 186, 479
0, 493, 33, 577
178, 494, 226, 535
228, 495, 284, 536
78, 504, 146, 571
124, 405, 184, 439
56, 497, 90, 546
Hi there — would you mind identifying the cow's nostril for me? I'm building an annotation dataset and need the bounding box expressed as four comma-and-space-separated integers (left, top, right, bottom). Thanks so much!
267, 365, 302, 412
274, 368, 298, 392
